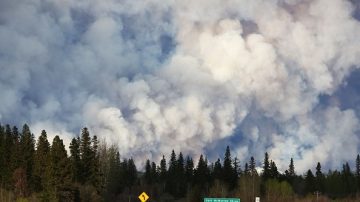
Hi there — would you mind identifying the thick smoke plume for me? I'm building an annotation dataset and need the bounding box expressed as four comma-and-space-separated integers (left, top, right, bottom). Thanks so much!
1, 0, 360, 171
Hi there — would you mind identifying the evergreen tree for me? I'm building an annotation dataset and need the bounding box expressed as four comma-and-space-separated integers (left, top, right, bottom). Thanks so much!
262, 152, 271, 181
119, 158, 137, 188
90, 135, 100, 189
177, 152, 185, 176
2, 125, 14, 187
126, 158, 137, 187
223, 146, 235, 188
159, 155, 167, 181
80, 127, 92, 184
213, 158, 222, 180
4, 125, 13, 162
305, 169, 316, 194
158, 155, 167, 192
261, 153, 271, 197
33, 130, 50, 192
176, 152, 186, 197
20, 124, 35, 191
233, 157, 241, 178
325, 169, 347, 198
69, 137, 81, 183
49, 136, 71, 196
223, 146, 233, 180
286, 158, 295, 181
168, 150, 177, 174
341, 162, 356, 195
289, 158, 295, 176
10, 126, 21, 171
244, 163, 250, 176
185, 156, 194, 184
150, 162, 157, 183
270, 160, 279, 179
104, 148, 122, 200
166, 150, 177, 195
194, 154, 210, 188
249, 156, 257, 176
315, 162, 325, 193
145, 159, 152, 184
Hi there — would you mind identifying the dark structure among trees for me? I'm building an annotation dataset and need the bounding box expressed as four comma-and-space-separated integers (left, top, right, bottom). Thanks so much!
0, 123, 360, 201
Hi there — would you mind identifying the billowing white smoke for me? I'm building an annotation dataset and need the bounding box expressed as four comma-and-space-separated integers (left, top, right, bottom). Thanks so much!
0, 0, 360, 172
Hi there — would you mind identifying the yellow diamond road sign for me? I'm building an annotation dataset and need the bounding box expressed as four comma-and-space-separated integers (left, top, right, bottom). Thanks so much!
139, 192, 149, 202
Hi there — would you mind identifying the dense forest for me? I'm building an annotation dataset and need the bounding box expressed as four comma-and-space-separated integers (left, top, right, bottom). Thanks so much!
0, 123, 360, 202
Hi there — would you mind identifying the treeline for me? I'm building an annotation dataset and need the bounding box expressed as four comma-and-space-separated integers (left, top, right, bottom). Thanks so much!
0, 124, 137, 201
0, 123, 360, 202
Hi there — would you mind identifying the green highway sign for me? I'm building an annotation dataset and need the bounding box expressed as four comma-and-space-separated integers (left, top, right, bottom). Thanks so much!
204, 198, 240, 202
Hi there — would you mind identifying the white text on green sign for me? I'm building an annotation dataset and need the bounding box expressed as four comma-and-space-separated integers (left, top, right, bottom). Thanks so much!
204, 198, 240, 202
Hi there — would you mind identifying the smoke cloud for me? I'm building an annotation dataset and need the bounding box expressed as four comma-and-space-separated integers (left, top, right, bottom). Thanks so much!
1, 0, 360, 172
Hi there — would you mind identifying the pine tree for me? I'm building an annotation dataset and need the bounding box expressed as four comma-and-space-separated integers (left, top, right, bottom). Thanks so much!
176, 152, 186, 197
315, 162, 324, 193
80, 127, 92, 184
269, 160, 279, 179
194, 154, 210, 188
49, 136, 71, 197
126, 158, 137, 187
262, 152, 271, 181
151, 162, 157, 183
249, 156, 257, 176
223, 146, 235, 188
2, 125, 14, 187
166, 150, 177, 195
160, 155, 167, 182
185, 156, 194, 184
213, 158, 222, 180
159, 155, 167, 192
261, 153, 271, 197
120, 158, 137, 188
4, 125, 13, 162
145, 159, 152, 184
10, 126, 21, 171
69, 137, 81, 183
20, 124, 35, 190
286, 158, 295, 180
233, 157, 241, 178
341, 162, 356, 195
177, 152, 185, 176
33, 130, 50, 192
90, 135, 100, 189
169, 150, 177, 174
244, 163, 250, 176
305, 169, 315, 194
104, 148, 122, 200
223, 146, 233, 181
